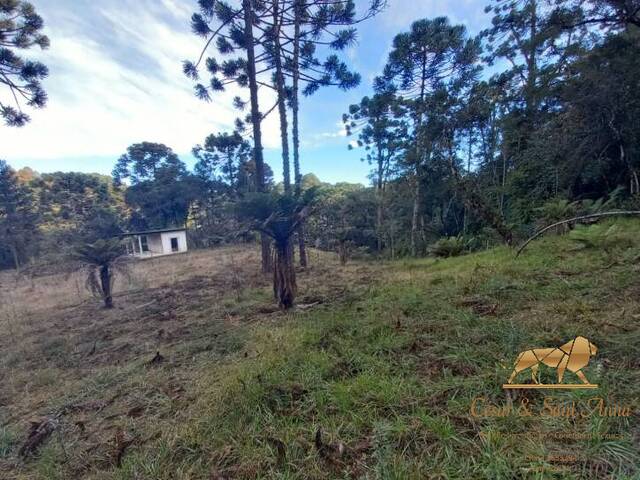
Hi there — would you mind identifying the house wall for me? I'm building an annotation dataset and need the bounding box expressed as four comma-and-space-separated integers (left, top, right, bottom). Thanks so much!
147, 234, 164, 254
160, 230, 188, 254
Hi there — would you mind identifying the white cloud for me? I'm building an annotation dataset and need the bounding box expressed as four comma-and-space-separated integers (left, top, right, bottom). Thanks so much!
301, 122, 349, 148
379, 0, 488, 34
4, 0, 281, 163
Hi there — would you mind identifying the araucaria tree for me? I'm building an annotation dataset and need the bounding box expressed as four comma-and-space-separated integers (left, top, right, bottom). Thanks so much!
193, 131, 251, 195
113, 142, 197, 229
185, 0, 273, 273
272, 0, 385, 266
256, 0, 384, 305
344, 92, 406, 252
0, 0, 49, 126
185, 0, 383, 308
378, 17, 481, 255
191, 131, 253, 241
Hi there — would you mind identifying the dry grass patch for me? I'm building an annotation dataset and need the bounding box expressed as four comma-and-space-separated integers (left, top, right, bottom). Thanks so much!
0, 245, 382, 479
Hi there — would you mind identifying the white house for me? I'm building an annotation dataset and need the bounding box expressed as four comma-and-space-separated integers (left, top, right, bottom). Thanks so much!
121, 227, 188, 258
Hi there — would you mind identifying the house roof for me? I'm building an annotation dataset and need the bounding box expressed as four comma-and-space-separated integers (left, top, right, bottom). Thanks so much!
120, 227, 186, 237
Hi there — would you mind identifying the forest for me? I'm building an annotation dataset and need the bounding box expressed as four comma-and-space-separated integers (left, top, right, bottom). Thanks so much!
2, 0, 640, 309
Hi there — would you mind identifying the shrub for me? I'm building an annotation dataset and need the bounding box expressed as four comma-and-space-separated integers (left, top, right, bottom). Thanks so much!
428, 236, 467, 258
569, 223, 634, 251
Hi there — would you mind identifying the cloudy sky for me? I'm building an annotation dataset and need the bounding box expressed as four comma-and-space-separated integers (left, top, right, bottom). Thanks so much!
3, 0, 490, 184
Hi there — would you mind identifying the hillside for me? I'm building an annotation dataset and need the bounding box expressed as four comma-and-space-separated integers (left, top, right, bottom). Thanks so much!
1, 220, 640, 479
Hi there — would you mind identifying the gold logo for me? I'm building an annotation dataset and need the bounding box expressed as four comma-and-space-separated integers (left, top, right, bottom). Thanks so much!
503, 336, 598, 389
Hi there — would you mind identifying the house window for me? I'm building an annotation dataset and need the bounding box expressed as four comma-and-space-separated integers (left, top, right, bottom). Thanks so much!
170, 237, 179, 252
140, 235, 149, 252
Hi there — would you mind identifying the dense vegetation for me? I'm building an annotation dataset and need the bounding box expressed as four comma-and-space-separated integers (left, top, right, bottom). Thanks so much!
2, 1, 640, 302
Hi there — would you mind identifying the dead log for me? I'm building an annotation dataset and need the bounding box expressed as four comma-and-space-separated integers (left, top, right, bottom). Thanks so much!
19, 417, 57, 457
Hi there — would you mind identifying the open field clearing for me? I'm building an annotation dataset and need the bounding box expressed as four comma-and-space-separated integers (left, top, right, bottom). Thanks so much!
2, 221, 640, 479
4, 0, 640, 478
0, 245, 378, 479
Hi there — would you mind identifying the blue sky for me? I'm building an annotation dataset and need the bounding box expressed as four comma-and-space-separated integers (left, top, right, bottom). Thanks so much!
3, 0, 490, 185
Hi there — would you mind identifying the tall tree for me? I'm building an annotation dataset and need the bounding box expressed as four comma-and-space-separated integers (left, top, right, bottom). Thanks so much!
113, 143, 196, 229
378, 17, 481, 255
272, 0, 385, 267
191, 131, 252, 238
552, 0, 640, 30
481, 0, 586, 191
236, 0, 382, 306
284, 0, 384, 266
185, 0, 273, 272
193, 131, 251, 193
270, 0, 292, 194
0, 160, 38, 270
344, 92, 406, 252
532, 30, 640, 199
0, 0, 49, 126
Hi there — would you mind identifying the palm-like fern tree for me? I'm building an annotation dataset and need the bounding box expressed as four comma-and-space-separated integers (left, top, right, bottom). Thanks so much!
73, 239, 126, 309
239, 191, 315, 309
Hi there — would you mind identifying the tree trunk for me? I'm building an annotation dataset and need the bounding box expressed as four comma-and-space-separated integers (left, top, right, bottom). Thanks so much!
243, 0, 270, 273
500, 147, 507, 215
389, 228, 395, 260
524, 0, 538, 119
376, 150, 384, 253
10, 242, 21, 273
292, 1, 307, 267
297, 225, 307, 268
273, 240, 296, 309
410, 53, 428, 257
338, 240, 347, 265
272, 0, 291, 194
410, 170, 420, 256
376, 199, 384, 253
620, 143, 639, 196
99, 265, 113, 309
261, 235, 272, 273
270, 0, 295, 282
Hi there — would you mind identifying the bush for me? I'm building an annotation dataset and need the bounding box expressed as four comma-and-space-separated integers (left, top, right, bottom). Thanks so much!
428, 236, 467, 258
569, 223, 634, 251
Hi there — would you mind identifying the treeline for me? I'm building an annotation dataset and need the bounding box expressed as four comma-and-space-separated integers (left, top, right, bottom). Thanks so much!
2, 0, 640, 309
0, 156, 366, 271
0, 163, 125, 270
342, 1, 640, 257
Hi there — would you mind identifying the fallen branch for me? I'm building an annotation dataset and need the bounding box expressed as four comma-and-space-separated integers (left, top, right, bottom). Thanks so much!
515, 211, 640, 258
19, 417, 57, 457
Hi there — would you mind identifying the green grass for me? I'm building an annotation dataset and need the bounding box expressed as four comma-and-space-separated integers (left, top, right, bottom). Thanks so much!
12, 220, 640, 479
0, 426, 17, 458
112, 220, 640, 479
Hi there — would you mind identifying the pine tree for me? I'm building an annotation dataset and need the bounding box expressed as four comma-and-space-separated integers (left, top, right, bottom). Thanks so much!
343, 92, 407, 252
378, 17, 481, 255
0, 160, 38, 270
0, 0, 49, 126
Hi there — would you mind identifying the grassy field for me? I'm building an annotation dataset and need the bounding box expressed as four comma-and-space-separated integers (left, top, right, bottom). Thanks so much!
1, 221, 639, 479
